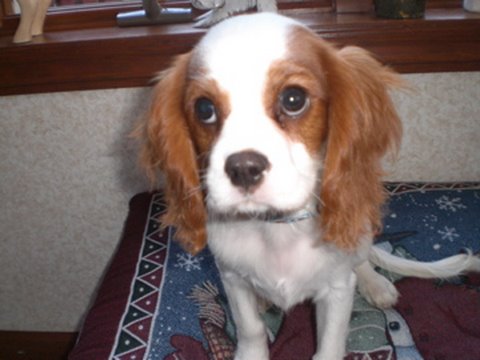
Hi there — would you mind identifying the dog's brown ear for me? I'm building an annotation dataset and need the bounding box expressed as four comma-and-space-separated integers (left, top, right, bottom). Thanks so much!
138, 54, 207, 255
320, 46, 403, 249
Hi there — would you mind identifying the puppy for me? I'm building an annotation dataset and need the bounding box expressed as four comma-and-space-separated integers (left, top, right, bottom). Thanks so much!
139, 13, 480, 360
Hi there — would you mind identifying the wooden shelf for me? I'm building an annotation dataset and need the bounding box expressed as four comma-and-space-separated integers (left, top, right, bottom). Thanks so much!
1, 8, 479, 96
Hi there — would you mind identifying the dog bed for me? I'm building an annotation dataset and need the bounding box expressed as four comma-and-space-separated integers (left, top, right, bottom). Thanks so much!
69, 183, 480, 360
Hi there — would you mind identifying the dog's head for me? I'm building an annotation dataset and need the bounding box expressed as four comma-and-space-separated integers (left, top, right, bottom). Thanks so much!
139, 13, 402, 254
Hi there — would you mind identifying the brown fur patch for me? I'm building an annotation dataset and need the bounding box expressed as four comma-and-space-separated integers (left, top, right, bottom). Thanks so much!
286, 26, 404, 250
264, 59, 329, 155
139, 54, 208, 255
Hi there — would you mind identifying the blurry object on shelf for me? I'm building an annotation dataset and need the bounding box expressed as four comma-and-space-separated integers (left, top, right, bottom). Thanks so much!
374, 0, 426, 19
464, 0, 480, 12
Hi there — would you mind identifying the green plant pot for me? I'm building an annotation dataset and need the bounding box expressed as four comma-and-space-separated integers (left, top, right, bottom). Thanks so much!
375, 0, 426, 19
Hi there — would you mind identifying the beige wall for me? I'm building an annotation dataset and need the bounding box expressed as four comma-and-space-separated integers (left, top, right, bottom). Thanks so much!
0, 88, 150, 331
0, 72, 479, 331
387, 73, 480, 180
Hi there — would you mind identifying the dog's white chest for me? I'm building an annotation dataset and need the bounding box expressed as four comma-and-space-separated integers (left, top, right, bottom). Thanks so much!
208, 219, 348, 310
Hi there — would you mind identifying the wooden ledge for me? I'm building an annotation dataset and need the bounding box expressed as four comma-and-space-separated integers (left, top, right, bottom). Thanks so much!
1, 8, 479, 96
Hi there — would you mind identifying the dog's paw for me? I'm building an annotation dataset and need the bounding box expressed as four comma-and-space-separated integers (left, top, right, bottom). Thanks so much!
357, 272, 399, 309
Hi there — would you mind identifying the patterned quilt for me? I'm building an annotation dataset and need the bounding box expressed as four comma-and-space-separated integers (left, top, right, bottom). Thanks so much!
70, 183, 480, 360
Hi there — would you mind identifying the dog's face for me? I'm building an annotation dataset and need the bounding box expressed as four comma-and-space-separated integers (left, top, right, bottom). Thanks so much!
140, 13, 402, 254
189, 15, 326, 215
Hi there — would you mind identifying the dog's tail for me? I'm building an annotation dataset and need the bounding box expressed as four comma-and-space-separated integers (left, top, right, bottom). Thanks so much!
369, 246, 480, 279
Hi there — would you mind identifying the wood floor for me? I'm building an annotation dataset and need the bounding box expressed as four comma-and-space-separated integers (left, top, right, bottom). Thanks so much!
0, 331, 78, 360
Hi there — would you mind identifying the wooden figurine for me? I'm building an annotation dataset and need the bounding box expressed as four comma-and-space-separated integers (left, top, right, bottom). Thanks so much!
13, 0, 51, 44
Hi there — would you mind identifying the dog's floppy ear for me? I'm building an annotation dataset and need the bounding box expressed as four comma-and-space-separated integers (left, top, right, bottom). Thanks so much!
138, 54, 207, 255
320, 46, 403, 249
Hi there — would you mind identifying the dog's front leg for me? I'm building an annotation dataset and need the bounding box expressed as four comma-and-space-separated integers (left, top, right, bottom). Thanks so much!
313, 271, 356, 360
221, 271, 269, 360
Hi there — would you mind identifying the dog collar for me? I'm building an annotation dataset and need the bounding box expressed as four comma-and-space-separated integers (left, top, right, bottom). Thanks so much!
210, 207, 318, 224
266, 208, 317, 224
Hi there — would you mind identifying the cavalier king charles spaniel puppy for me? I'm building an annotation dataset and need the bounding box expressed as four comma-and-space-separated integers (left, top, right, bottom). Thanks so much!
138, 13, 480, 360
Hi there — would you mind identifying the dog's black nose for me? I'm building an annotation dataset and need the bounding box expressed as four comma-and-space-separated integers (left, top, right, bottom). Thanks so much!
225, 151, 270, 191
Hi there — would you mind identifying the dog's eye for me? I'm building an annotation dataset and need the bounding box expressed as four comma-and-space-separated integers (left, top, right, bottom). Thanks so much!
279, 87, 309, 118
195, 97, 217, 124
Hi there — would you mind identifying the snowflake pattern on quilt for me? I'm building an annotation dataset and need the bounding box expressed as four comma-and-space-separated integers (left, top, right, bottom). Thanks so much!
435, 195, 467, 212
383, 183, 480, 261
175, 253, 204, 272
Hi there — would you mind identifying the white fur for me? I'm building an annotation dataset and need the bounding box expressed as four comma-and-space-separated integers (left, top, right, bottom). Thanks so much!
190, 13, 480, 360
208, 219, 364, 360
369, 246, 480, 278
197, 14, 318, 215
